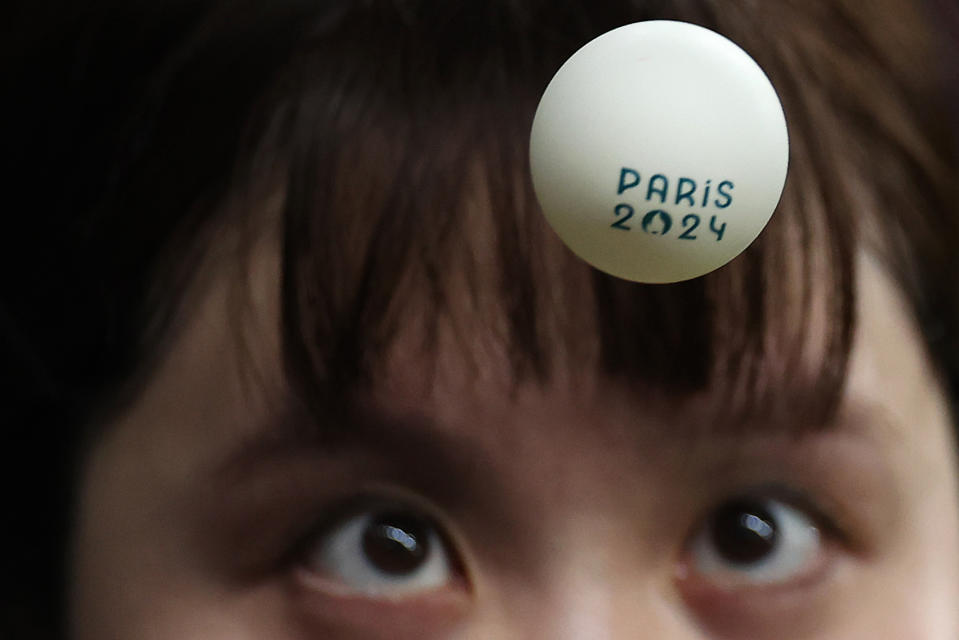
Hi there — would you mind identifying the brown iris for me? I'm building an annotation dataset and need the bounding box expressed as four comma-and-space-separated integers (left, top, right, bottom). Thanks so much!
709, 500, 779, 565
361, 512, 432, 576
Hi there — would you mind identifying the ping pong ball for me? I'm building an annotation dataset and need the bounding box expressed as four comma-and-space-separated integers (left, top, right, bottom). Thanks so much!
529, 21, 789, 283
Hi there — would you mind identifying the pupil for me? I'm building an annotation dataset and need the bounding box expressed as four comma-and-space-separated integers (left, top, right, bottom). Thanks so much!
361, 512, 431, 576
710, 500, 778, 565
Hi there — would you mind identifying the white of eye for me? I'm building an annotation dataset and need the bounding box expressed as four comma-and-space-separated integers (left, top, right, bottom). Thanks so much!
689, 498, 822, 585
304, 508, 454, 597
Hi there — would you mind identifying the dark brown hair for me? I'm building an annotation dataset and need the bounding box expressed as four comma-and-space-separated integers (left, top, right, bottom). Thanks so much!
2, 0, 957, 636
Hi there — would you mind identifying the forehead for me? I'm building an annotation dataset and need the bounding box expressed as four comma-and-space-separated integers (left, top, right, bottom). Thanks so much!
156, 205, 914, 455
275, 170, 853, 439
362, 253, 922, 447
107, 227, 949, 510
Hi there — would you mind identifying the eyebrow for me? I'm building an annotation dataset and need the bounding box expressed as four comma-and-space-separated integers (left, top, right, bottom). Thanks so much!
211, 369, 859, 502
211, 398, 507, 508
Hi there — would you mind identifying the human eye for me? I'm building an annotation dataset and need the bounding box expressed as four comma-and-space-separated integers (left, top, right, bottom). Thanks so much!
296, 497, 467, 599
680, 491, 841, 591
674, 488, 857, 637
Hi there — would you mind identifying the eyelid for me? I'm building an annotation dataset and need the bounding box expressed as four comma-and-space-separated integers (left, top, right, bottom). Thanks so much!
676, 482, 851, 596
280, 486, 477, 636
687, 482, 850, 549
694, 425, 898, 556
284, 485, 474, 592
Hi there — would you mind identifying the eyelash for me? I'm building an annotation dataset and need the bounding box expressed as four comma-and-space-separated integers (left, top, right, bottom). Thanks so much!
283, 482, 850, 616
693, 483, 845, 546
288, 492, 470, 599
677, 484, 848, 587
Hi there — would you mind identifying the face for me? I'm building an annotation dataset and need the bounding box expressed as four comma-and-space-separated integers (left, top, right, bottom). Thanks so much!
70, 231, 959, 639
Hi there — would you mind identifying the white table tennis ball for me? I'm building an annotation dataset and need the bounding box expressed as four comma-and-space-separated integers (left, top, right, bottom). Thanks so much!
529, 21, 789, 283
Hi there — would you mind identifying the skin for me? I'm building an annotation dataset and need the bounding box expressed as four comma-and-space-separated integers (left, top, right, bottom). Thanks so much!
70, 237, 959, 639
